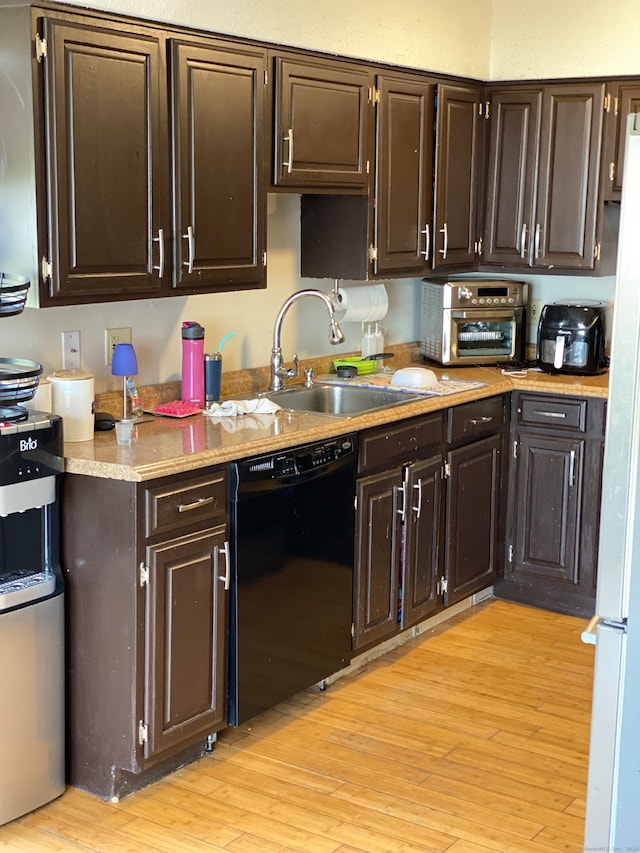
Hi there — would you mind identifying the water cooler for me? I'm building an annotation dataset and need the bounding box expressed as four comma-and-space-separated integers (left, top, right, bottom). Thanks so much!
0, 410, 65, 825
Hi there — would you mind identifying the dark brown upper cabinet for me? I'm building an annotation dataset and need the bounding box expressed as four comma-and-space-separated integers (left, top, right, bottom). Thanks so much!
602, 81, 640, 201
171, 39, 267, 292
272, 54, 372, 191
373, 73, 435, 276
432, 83, 485, 271
483, 89, 542, 267
299, 70, 434, 280
483, 83, 605, 271
41, 16, 170, 304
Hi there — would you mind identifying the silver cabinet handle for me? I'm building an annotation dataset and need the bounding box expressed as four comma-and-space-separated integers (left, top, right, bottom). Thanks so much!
439, 223, 448, 259
217, 540, 231, 591
569, 450, 576, 488
152, 228, 164, 278
177, 496, 214, 513
534, 223, 541, 259
520, 223, 528, 259
420, 224, 430, 260
284, 128, 294, 174
395, 482, 406, 524
470, 416, 493, 426
183, 225, 195, 274
532, 410, 566, 419
412, 480, 422, 519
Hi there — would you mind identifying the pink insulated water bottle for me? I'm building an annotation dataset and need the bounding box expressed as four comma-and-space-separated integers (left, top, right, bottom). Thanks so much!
181, 321, 205, 406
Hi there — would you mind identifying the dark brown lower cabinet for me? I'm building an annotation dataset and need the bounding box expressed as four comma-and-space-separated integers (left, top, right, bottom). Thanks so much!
353, 415, 444, 653
495, 392, 606, 616
444, 433, 503, 606
352, 397, 508, 654
63, 467, 229, 800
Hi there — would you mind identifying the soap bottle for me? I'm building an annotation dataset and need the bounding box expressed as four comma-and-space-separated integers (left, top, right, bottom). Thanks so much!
181, 321, 205, 405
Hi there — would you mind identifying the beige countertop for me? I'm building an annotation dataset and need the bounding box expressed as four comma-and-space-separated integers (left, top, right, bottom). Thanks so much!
62, 357, 608, 482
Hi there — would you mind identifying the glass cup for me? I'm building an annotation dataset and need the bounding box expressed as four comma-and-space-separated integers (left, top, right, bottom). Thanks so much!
115, 418, 135, 445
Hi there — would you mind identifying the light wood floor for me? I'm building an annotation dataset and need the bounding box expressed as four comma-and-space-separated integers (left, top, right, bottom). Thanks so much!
0, 599, 595, 853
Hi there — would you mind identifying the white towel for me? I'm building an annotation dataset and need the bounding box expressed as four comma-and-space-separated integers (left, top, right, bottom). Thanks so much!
203, 398, 281, 417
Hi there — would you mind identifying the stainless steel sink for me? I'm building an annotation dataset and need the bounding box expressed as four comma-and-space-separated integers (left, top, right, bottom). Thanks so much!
263, 383, 422, 417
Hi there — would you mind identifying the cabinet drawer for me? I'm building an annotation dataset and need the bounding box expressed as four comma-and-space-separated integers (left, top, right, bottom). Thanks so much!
359, 414, 443, 474
144, 469, 227, 539
518, 394, 587, 432
447, 396, 504, 446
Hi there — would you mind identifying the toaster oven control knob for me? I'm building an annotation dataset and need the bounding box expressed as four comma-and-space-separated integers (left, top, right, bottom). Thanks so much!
458, 286, 473, 301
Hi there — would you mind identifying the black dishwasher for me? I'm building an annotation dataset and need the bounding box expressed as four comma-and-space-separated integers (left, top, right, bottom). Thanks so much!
228, 434, 357, 725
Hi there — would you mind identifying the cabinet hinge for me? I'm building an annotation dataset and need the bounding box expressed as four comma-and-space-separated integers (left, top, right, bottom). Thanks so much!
138, 720, 149, 745
35, 34, 47, 62
609, 161, 616, 184
512, 439, 518, 460
437, 576, 448, 595
443, 462, 451, 478
508, 544, 513, 564
368, 86, 380, 105
604, 92, 611, 112
139, 562, 150, 587
41, 256, 52, 283
594, 242, 601, 261
262, 250, 267, 267
368, 245, 377, 262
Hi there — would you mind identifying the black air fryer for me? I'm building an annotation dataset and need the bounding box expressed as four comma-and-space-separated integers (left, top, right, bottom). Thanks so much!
537, 301, 607, 375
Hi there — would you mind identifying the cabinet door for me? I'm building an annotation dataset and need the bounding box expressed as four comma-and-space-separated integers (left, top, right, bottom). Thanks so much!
171, 40, 267, 292
483, 88, 541, 266
353, 469, 401, 651
512, 433, 583, 584
402, 456, 443, 629
373, 74, 434, 276
273, 55, 371, 189
144, 525, 228, 758
534, 83, 605, 270
603, 81, 640, 201
41, 18, 169, 304
433, 83, 484, 270
445, 433, 502, 606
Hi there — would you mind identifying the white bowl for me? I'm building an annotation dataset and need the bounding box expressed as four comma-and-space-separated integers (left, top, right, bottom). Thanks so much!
391, 367, 438, 388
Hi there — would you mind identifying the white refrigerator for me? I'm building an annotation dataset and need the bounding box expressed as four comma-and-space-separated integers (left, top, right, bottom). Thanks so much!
583, 114, 640, 846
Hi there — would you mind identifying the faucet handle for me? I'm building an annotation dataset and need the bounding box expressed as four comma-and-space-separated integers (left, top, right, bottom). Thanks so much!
286, 354, 299, 380
304, 367, 314, 387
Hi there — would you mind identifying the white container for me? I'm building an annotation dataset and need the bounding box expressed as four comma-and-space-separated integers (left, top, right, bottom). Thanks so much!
24, 378, 52, 413
48, 370, 95, 442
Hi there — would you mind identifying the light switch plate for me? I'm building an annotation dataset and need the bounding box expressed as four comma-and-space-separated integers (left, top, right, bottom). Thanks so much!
62, 330, 81, 370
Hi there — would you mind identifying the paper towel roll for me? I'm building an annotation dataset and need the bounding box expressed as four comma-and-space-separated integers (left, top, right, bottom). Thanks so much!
48, 370, 95, 442
335, 284, 388, 323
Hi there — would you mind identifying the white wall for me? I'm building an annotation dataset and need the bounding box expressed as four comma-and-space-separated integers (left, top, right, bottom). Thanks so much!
491, 0, 640, 80
0, 0, 630, 392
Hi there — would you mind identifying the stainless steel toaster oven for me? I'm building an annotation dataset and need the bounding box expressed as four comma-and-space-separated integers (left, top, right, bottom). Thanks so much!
420, 278, 528, 366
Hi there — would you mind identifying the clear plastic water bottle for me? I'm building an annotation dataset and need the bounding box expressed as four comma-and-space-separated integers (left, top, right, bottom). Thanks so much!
181, 321, 205, 406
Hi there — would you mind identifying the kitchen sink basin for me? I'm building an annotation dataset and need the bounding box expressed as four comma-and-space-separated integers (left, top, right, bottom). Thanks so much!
263, 383, 422, 417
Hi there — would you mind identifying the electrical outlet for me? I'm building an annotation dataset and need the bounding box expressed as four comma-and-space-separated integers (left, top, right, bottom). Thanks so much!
105, 327, 132, 365
62, 330, 81, 370
529, 299, 544, 328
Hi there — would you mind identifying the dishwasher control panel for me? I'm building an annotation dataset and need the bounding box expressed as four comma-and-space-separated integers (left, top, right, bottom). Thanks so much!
240, 435, 357, 481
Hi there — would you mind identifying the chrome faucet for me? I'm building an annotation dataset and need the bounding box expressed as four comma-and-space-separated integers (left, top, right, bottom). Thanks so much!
269, 289, 345, 391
